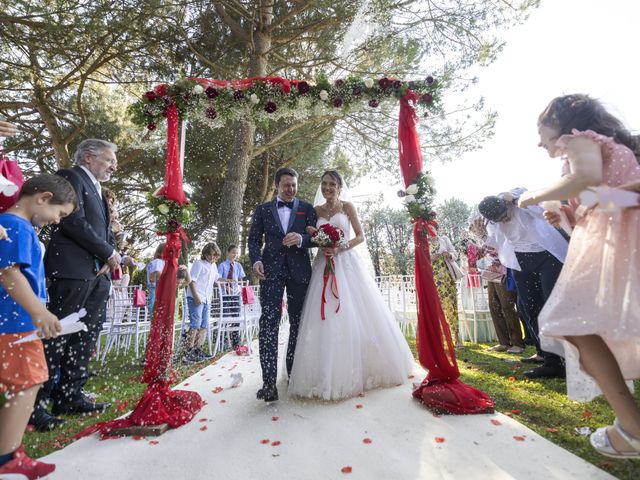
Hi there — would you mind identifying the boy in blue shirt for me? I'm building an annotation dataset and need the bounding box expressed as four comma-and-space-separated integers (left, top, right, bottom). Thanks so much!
0, 174, 77, 479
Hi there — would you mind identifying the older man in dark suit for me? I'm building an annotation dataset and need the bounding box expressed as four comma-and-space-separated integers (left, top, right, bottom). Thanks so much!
30, 139, 119, 430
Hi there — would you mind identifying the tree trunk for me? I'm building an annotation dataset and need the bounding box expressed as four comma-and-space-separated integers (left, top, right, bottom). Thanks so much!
32, 84, 71, 168
216, 3, 272, 248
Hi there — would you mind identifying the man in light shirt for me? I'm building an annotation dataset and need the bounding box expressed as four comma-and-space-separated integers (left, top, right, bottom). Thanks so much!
478, 187, 568, 379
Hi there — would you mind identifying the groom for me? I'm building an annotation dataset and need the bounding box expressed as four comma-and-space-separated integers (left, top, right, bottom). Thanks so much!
248, 167, 317, 402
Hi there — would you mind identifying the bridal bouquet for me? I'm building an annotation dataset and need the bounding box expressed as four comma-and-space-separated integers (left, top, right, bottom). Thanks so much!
311, 224, 348, 320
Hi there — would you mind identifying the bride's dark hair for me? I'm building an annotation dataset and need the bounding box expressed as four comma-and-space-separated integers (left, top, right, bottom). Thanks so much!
321, 169, 343, 188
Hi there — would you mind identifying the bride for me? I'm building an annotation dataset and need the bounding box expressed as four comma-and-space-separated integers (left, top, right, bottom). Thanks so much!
288, 170, 414, 400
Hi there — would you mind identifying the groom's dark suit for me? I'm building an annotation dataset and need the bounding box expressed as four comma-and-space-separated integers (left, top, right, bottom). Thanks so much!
248, 197, 317, 388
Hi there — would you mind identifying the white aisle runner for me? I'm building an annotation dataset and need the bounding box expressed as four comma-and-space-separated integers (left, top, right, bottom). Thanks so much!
42, 339, 614, 480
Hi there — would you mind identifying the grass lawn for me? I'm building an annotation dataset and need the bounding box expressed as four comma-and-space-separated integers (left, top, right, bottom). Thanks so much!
16, 340, 640, 480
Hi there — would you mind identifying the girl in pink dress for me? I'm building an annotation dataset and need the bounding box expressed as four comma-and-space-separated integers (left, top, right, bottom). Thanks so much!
518, 94, 640, 459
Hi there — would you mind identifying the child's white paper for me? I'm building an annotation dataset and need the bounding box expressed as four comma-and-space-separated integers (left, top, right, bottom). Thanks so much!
13, 308, 88, 345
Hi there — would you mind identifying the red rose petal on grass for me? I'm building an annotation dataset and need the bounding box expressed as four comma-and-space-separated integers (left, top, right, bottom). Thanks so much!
491, 419, 502, 426
508, 376, 516, 382
511, 409, 521, 415
200, 425, 208, 431
598, 461, 614, 470
546, 427, 558, 433
341, 466, 352, 474
260, 439, 270, 444
116, 400, 129, 412
355, 404, 364, 409
149, 441, 159, 445
513, 436, 526, 441
272, 416, 279, 421
53, 441, 62, 448
271, 441, 281, 446
25, 425, 34, 432
132, 436, 144, 441
362, 438, 373, 444
219, 399, 226, 404
583, 411, 593, 419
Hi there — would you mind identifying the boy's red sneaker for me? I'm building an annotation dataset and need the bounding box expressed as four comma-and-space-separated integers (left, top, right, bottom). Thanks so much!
0, 445, 55, 479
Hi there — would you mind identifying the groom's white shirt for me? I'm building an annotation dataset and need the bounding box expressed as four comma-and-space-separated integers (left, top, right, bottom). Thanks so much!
276, 196, 292, 233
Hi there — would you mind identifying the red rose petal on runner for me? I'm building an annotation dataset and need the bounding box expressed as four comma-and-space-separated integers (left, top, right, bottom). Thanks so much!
132, 436, 144, 441
260, 439, 270, 444
200, 425, 208, 431
357, 393, 365, 397
272, 416, 279, 421
199, 418, 208, 422
219, 399, 226, 404
435, 437, 446, 443
355, 404, 363, 409
149, 441, 159, 445
183, 383, 190, 386
341, 466, 352, 474
213, 386, 224, 394
490, 419, 502, 426
362, 438, 373, 444
513, 436, 525, 441
271, 441, 281, 446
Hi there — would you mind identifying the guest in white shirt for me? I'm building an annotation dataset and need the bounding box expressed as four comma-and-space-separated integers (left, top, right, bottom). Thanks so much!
478, 187, 568, 379
184, 242, 221, 363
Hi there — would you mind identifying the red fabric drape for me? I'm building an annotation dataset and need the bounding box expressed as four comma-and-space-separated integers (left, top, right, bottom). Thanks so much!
0, 150, 23, 212
76, 106, 201, 440
399, 92, 493, 414
154, 104, 187, 205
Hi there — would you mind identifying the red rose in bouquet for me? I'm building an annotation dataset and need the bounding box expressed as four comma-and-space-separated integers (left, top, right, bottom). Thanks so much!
311, 224, 348, 320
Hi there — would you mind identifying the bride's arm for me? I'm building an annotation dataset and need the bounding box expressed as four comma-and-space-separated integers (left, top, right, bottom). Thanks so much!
343, 202, 364, 249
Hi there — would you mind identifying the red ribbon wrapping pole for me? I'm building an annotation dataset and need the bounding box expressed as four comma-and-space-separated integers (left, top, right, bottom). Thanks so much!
399, 91, 493, 414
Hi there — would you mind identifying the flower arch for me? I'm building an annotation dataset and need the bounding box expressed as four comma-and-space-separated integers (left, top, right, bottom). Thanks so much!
78, 74, 491, 439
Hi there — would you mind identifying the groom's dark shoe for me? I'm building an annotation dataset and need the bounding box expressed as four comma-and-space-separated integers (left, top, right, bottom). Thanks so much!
256, 385, 278, 402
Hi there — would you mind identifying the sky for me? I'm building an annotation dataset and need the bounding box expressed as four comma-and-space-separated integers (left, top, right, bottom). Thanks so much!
351, 0, 640, 209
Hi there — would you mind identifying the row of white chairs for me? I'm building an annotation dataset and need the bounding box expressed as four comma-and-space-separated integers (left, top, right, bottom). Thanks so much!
97, 274, 497, 364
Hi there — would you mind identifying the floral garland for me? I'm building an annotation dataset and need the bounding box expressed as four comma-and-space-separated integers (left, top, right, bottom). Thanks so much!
147, 190, 195, 233
130, 74, 441, 130
398, 171, 437, 234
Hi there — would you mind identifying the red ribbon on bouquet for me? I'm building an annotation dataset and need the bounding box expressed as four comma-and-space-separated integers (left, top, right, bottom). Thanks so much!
320, 256, 340, 320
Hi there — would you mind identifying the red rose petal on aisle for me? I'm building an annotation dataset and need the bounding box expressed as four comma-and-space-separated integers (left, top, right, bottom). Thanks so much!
132, 436, 143, 441
546, 427, 558, 433
408, 375, 415, 379
271, 441, 281, 446
219, 399, 227, 404
199, 418, 208, 422
513, 436, 525, 441
184, 383, 190, 386
200, 425, 208, 431
260, 439, 270, 444
149, 441, 159, 445
213, 386, 224, 394
490, 419, 502, 426
357, 393, 365, 397
362, 438, 373, 444
341, 466, 352, 474
511, 409, 521, 415
435, 437, 446, 443
355, 404, 363, 409
272, 416, 279, 421
432, 413, 442, 418
583, 411, 593, 419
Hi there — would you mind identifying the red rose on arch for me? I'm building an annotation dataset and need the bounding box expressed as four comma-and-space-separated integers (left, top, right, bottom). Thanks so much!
378, 78, 391, 90
144, 91, 157, 102
297, 81, 310, 94
154, 84, 167, 97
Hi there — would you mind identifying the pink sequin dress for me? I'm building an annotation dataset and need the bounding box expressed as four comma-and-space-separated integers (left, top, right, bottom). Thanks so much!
539, 130, 640, 400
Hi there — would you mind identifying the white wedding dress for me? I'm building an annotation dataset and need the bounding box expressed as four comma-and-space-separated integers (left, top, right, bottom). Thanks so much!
288, 212, 414, 400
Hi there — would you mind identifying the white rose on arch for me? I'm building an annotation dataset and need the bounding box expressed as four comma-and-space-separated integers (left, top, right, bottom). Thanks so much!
404, 194, 416, 203
364, 78, 374, 88
319, 90, 329, 101
192, 84, 204, 95
405, 184, 418, 195
157, 204, 170, 215
250, 93, 259, 104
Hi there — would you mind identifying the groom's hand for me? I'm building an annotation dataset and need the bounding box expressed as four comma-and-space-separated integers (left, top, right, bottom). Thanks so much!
252, 261, 266, 280
282, 232, 302, 247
